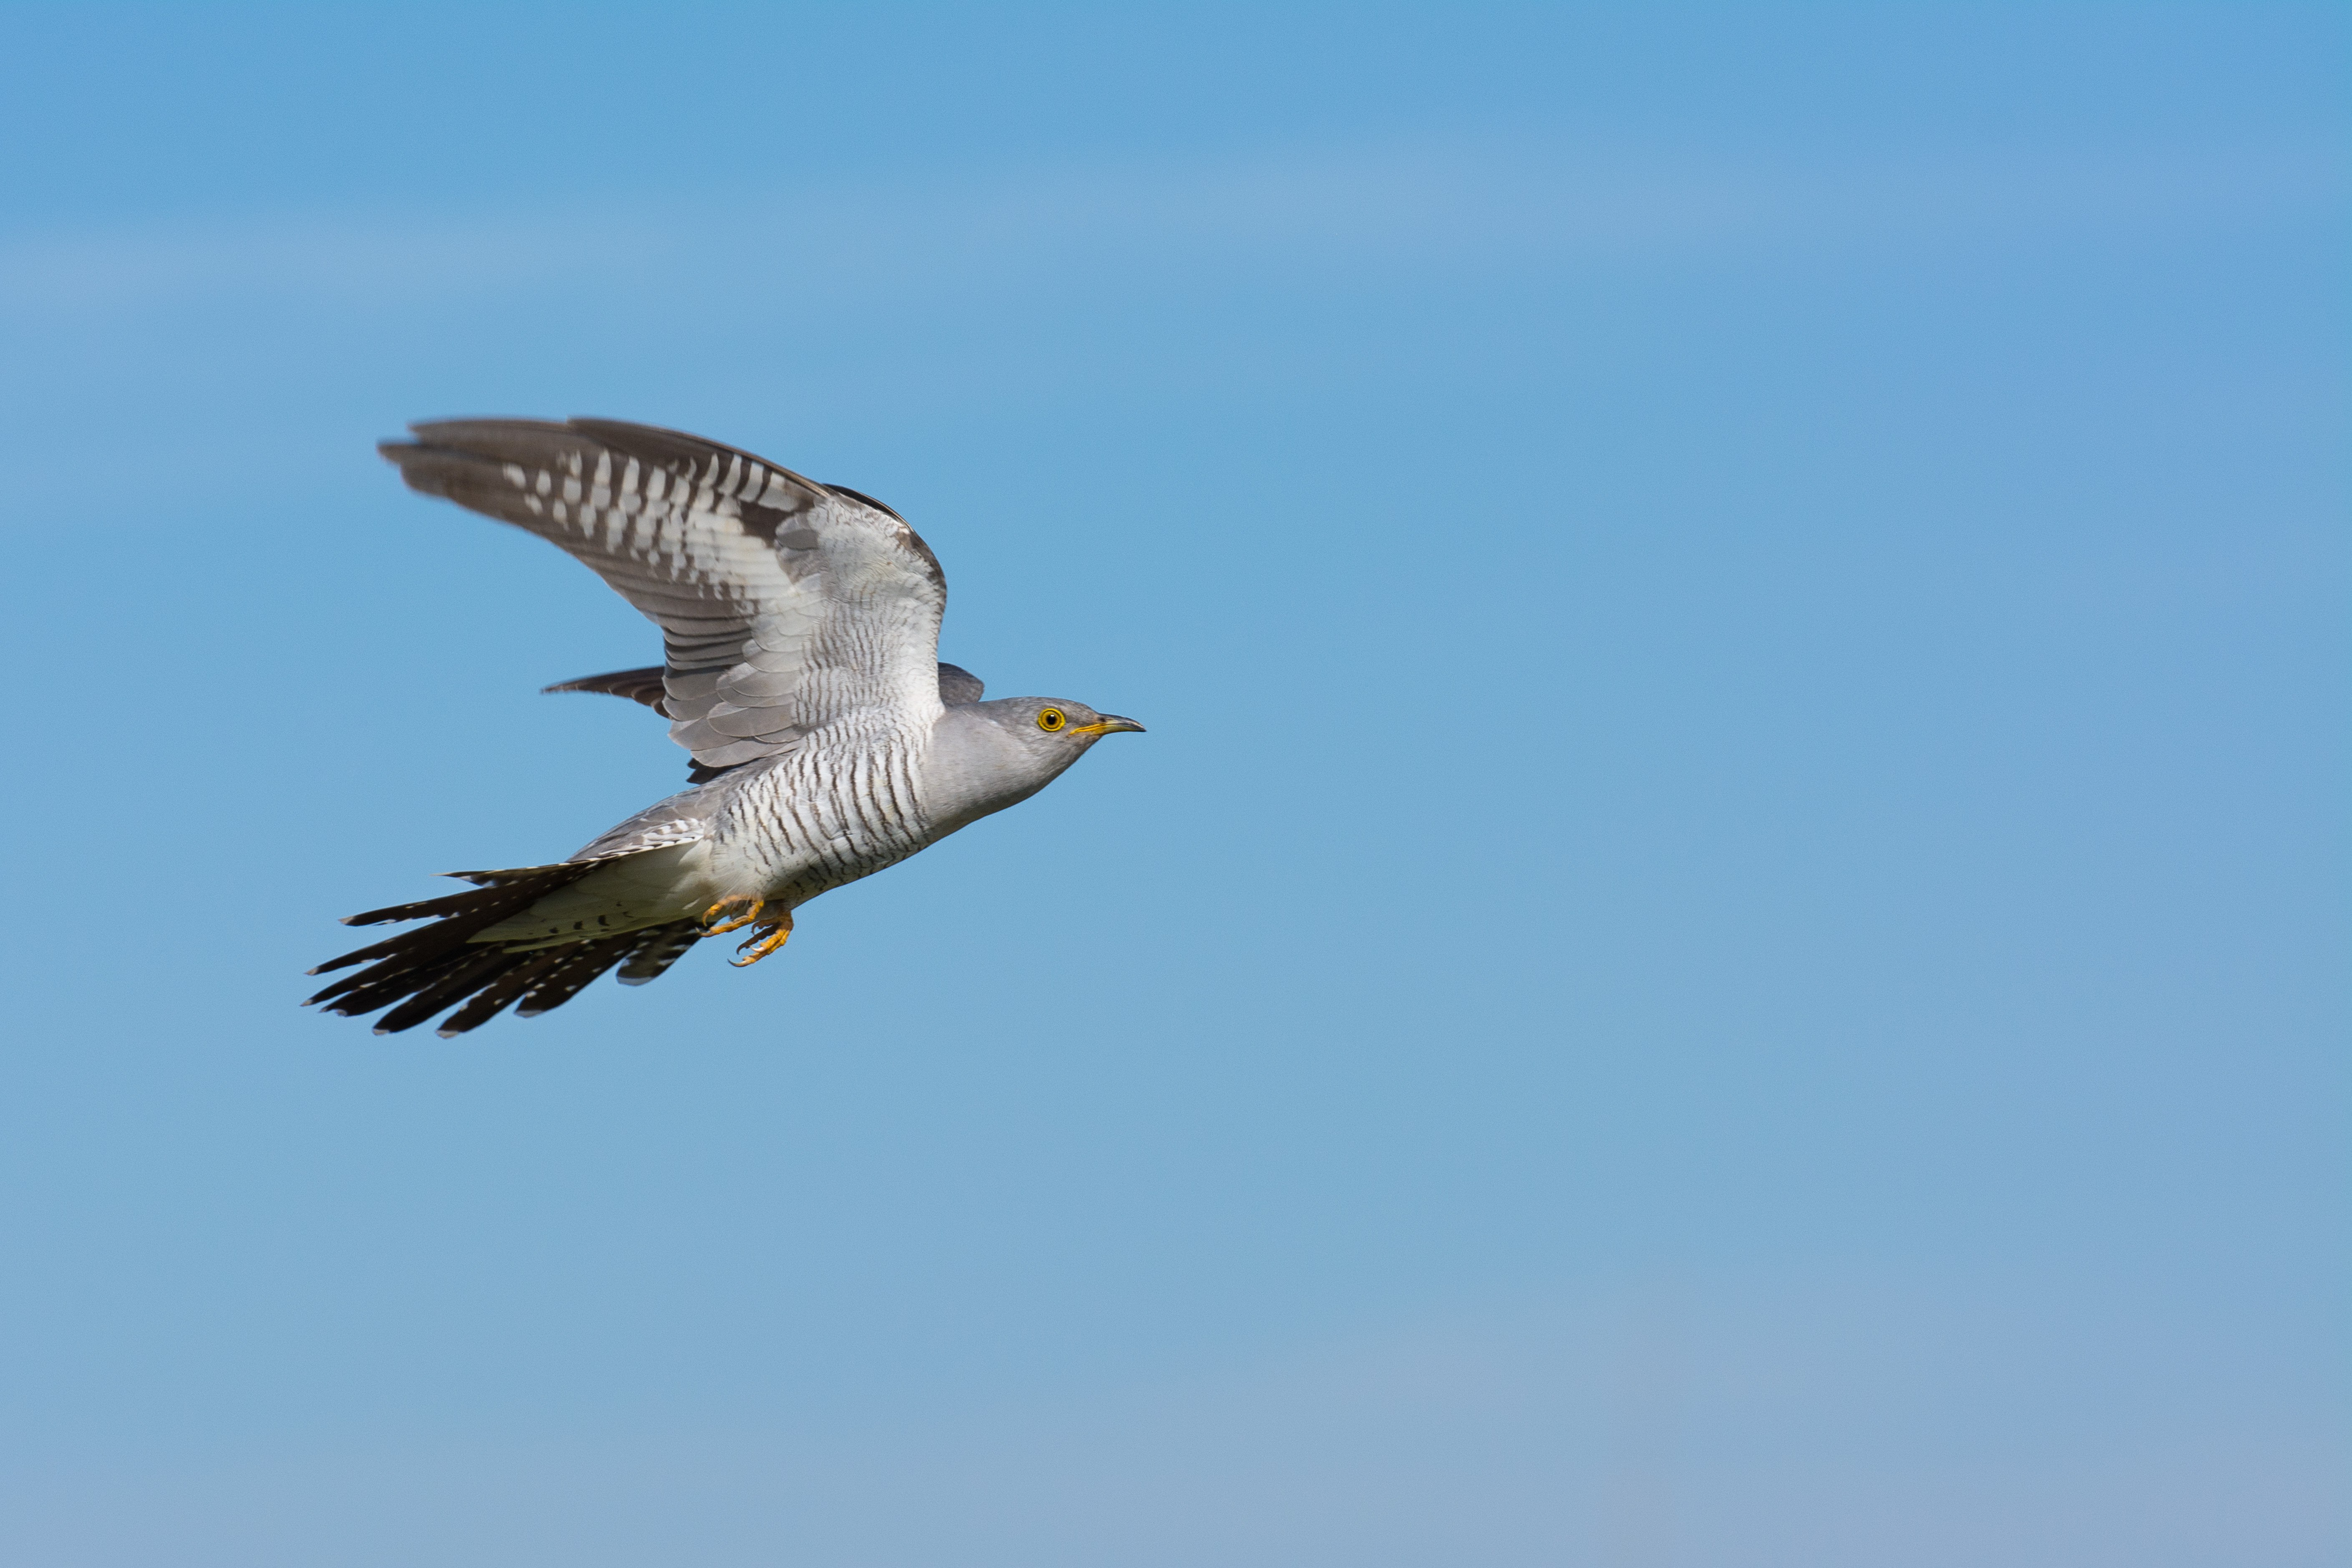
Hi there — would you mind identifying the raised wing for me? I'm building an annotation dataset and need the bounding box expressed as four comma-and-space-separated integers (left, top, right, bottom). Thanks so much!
545, 666, 669, 710
551, 660, 986, 711
383, 418, 948, 777
934, 661, 986, 705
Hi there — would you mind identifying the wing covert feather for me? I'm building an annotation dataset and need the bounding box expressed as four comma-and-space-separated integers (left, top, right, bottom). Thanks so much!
382, 418, 947, 774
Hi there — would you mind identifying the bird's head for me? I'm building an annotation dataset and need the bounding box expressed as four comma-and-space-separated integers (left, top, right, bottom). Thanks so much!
924, 696, 1145, 831
994, 697, 1147, 756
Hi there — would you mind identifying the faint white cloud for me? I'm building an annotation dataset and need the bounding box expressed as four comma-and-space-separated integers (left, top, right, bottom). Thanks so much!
0, 135, 2337, 315
0, 1269, 2339, 1567
0, 212, 650, 311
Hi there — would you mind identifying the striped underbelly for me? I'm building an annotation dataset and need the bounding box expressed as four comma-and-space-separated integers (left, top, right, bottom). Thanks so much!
713, 736, 932, 902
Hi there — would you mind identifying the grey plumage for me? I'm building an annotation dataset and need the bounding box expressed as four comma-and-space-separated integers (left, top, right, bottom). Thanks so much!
384, 417, 943, 780
308, 418, 1142, 1036
544, 666, 669, 710
547, 659, 988, 715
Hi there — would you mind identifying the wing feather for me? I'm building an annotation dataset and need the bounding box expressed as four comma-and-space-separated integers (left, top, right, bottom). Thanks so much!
382, 418, 948, 774
543, 666, 669, 711
550, 659, 987, 713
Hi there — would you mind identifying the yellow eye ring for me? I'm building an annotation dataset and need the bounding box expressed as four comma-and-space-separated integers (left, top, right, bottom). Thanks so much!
1036, 707, 1067, 732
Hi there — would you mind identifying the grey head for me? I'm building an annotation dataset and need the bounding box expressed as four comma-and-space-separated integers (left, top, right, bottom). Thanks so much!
975, 695, 1145, 751
926, 696, 1146, 835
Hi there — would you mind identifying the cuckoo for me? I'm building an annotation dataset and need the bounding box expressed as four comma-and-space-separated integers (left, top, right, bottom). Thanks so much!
306, 419, 1144, 1036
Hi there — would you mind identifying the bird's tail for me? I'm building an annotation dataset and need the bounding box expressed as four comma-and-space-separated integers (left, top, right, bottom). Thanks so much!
304, 863, 703, 1037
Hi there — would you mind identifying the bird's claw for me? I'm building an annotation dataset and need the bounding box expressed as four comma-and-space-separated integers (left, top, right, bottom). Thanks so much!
700, 895, 765, 935
704, 895, 791, 965
730, 915, 792, 967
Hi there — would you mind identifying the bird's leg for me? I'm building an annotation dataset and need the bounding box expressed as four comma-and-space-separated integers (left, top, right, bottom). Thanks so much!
700, 894, 765, 936
730, 910, 793, 968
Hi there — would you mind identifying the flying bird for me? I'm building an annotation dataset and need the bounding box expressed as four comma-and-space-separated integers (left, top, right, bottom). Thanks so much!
306, 418, 1143, 1037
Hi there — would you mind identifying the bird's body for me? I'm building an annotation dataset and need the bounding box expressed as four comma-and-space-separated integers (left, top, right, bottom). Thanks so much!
307, 418, 1141, 1036
466, 697, 1098, 948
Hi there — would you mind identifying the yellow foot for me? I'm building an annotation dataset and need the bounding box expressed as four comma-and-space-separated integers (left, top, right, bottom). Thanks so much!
700, 894, 765, 936
730, 912, 794, 968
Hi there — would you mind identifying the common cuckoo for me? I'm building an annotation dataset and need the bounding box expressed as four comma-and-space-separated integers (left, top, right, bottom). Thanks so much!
306, 418, 1143, 1036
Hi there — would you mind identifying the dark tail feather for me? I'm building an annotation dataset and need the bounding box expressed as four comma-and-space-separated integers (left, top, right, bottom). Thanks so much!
341, 863, 586, 925
371, 949, 526, 1035
312, 865, 594, 975
514, 934, 642, 1018
433, 950, 569, 1037
619, 922, 701, 985
309, 866, 694, 1037
308, 923, 499, 1005
317, 948, 485, 1018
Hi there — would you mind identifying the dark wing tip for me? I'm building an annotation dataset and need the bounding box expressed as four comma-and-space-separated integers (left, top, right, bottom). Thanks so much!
822, 482, 905, 523
936, 662, 986, 705
543, 667, 671, 713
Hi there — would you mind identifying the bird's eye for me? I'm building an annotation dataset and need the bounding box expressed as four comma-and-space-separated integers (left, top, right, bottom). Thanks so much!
1037, 707, 1067, 732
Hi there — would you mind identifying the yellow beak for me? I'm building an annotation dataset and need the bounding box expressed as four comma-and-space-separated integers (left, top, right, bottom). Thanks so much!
1069, 714, 1146, 736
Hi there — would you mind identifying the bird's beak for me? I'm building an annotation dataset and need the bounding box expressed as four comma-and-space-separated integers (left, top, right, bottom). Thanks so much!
1070, 714, 1146, 735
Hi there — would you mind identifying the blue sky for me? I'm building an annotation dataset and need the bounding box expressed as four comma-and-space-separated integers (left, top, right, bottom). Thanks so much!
0, 4, 2341, 1564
